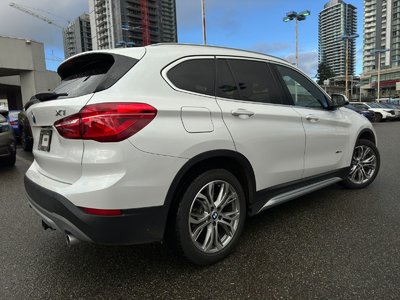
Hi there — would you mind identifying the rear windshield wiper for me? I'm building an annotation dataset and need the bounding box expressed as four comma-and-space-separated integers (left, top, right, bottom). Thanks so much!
34, 92, 68, 101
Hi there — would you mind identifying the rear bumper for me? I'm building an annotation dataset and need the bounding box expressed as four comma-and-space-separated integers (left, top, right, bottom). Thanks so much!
24, 175, 168, 245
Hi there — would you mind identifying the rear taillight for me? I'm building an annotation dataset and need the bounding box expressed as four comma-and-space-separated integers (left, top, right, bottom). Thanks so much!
54, 102, 157, 142
10, 120, 18, 126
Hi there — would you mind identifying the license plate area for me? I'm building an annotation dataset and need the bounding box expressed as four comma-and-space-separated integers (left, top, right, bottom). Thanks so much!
38, 128, 52, 152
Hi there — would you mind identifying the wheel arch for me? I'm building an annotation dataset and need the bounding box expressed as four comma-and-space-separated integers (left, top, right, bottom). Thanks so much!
357, 128, 376, 145
163, 150, 256, 236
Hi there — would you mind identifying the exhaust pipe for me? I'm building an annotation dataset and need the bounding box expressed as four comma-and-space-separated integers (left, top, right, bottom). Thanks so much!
66, 234, 79, 247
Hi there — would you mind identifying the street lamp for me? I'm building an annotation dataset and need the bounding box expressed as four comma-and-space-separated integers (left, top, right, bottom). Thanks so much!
341, 34, 359, 99
371, 48, 390, 99
201, 0, 206, 45
283, 10, 310, 67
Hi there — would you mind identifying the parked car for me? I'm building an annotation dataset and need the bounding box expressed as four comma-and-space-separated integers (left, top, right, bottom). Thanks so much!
0, 109, 8, 118
0, 113, 16, 166
378, 103, 400, 120
7, 110, 21, 139
24, 45, 380, 265
18, 97, 39, 151
344, 103, 375, 122
350, 101, 396, 122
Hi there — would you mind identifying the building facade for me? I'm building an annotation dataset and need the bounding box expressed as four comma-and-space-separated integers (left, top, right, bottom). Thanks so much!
89, 0, 177, 50
361, 0, 400, 99
319, 0, 357, 77
0, 36, 60, 109
63, 14, 92, 58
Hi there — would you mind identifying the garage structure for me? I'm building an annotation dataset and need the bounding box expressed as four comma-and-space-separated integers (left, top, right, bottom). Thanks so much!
0, 36, 60, 110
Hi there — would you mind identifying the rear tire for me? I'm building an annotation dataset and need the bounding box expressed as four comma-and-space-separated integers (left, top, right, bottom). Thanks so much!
1, 151, 16, 167
6, 153, 16, 166
340, 139, 380, 189
169, 169, 246, 265
374, 113, 382, 122
21, 128, 32, 152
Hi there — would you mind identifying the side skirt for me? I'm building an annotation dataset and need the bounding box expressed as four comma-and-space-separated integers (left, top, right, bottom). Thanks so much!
248, 168, 349, 216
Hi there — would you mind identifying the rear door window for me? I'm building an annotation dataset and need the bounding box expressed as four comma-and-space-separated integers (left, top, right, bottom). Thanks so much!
216, 59, 240, 100
167, 59, 215, 96
224, 59, 285, 104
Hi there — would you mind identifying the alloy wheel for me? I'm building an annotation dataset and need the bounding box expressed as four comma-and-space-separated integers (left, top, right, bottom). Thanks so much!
188, 180, 240, 254
348, 145, 377, 185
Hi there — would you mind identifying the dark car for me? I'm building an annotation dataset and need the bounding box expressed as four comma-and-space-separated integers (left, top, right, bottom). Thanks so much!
345, 103, 375, 122
0, 113, 16, 166
7, 110, 21, 139
18, 97, 39, 151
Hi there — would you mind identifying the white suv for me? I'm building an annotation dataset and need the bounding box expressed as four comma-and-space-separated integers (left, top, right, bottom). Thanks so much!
25, 44, 380, 265
350, 101, 396, 122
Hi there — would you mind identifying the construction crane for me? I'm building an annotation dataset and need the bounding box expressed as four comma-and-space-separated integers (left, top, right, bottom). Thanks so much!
9, 2, 66, 30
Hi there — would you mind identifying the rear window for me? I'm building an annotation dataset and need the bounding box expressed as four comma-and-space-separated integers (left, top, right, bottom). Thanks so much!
167, 59, 215, 96
9, 111, 19, 118
54, 53, 138, 99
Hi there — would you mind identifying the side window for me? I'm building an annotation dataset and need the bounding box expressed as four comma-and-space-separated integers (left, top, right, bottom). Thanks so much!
167, 59, 215, 96
275, 65, 329, 109
224, 59, 284, 104
216, 59, 240, 99
353, 103, 367, 110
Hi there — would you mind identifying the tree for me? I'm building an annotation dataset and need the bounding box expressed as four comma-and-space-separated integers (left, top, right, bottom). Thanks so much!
317, 62, 335, 85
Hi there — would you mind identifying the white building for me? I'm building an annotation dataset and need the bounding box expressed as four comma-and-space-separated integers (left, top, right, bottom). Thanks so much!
361, 0, 400, 99
319, 0, 357, 77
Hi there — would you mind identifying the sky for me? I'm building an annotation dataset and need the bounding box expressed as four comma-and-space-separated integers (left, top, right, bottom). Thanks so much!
0, 0, 364, 76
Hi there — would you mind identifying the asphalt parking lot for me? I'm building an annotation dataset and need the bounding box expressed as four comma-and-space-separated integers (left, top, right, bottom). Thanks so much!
1, 122, 400, 299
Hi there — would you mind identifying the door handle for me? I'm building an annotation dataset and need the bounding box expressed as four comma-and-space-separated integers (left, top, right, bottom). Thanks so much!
231, 109, 255, 118
305, 115, 319, 123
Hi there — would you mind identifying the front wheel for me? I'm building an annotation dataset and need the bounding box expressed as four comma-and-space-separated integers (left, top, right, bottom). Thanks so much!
340, 139, 380, 189
170, 169, 246, 265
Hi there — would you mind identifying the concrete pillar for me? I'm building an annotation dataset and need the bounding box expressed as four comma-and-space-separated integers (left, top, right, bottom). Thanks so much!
19, 71, 38, 105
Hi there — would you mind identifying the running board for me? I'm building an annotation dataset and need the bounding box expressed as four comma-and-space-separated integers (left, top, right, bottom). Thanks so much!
257, 177, 342, 214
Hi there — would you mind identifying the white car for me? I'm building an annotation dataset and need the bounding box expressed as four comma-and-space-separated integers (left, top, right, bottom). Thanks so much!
350, 101, 396, 122
24, 44, 380, 265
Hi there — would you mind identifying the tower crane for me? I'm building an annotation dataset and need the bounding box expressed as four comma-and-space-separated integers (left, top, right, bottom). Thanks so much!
9, 2, 66, 30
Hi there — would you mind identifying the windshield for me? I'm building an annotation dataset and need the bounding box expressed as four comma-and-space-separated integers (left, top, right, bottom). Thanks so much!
368, 102, 381, 108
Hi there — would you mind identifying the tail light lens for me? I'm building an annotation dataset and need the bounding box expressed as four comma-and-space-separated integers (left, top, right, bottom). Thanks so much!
10, 120, 18, 126
54, 102, 157, 142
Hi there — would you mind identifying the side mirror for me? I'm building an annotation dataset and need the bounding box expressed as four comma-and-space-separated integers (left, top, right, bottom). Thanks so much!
330, 93, 349, 109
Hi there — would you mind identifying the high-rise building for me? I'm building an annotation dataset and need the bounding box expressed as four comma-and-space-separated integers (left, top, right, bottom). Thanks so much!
63, 14, 92, 58
89, 0, 177, 50
363, 0, 392, 72
319, 0, 357, 77
361, 0, 400, 99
